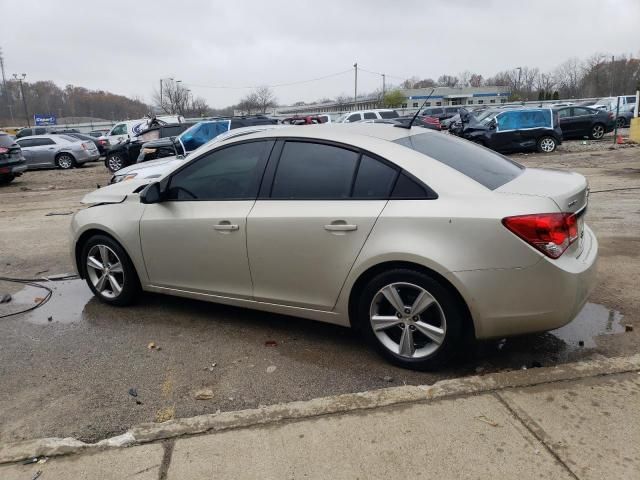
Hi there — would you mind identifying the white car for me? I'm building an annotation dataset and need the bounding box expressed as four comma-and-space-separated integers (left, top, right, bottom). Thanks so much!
103, 116, 184, 145
109, 125, 284, 184
71, 124, 597, 370
335, 109, 400, 123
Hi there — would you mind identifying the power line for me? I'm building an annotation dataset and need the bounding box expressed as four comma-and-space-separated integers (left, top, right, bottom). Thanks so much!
182, 69, 353, 90
358, 66, 407, 81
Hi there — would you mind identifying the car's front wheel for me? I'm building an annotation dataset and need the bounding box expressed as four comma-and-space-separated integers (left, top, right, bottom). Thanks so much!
590, 123, 605, 140
616, 117, 626, 128
537, 136, 557, 153
357, 269, 464, 370
81, 234, 140, 306
106, 153, 124, 172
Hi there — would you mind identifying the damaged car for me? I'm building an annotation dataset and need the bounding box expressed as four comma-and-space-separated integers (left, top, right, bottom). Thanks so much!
72, 124, 597, 371
452, 108, 562, 153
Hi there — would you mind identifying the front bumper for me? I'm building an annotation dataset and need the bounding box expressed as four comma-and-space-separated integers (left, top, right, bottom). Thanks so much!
447, 225, 598, 339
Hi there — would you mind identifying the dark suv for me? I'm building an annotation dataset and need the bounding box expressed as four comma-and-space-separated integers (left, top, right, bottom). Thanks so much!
136, 115, 278, 164
105, 122, 193, 172
0, 133, 26, 185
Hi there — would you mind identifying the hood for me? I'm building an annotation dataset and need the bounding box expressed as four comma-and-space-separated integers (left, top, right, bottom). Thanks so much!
81, 179, 150, 205
116, 156, 182, 176
142, 137, 175, 148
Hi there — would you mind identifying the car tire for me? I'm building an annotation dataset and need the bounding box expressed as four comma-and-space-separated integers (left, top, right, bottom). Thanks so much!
0, 174, 15, 185
537, 136, 557, 153
590, 123, 605, 140
616, 117, 626, 128
106, 153, 124, 173
80, 234, 141, 306
56, 153, 76, 169
356, 268, 464, 371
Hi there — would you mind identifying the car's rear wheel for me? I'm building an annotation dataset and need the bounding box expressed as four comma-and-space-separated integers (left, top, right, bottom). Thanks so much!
0, 174, 15, 185
56, 153, 76, 169
616, 117, 626, 128
81, 234, 140, 306
106, 153, 124, 172
590, 123, 605, 140
537, 136, 557, 153
357, 269, 464, 370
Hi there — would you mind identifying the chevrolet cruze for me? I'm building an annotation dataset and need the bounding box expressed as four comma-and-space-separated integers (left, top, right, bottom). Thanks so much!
71, 124, 597, 370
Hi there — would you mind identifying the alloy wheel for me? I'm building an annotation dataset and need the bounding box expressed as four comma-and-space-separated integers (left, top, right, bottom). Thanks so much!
57, 155, 74, 169
540, 138, 556, 152
592, 125, 605, 139
107, 155, 123, 172
616, 117, 626, 128
86, 244, 125, 299
369, 282, 447, 359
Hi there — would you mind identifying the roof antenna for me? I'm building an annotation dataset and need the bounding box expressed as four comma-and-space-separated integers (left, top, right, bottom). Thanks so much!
395, 88, 435, 129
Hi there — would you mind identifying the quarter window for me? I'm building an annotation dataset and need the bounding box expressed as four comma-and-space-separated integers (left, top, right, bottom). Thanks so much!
346, 114, 361, 123
271, 142, 359, 199
391, 172, 436, 199
352, 155, 398, 198
363, 112, 377, 120
167, 141, 272, 200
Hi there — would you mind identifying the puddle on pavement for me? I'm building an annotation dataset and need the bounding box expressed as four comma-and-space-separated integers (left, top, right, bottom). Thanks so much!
550, 302, 624, 349
1, 279, 93, 325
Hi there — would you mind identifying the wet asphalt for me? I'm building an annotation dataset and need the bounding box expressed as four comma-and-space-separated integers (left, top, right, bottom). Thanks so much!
0, 278, 626, 443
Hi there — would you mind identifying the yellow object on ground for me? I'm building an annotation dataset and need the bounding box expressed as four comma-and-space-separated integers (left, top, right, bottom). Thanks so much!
630, 117, 640, 143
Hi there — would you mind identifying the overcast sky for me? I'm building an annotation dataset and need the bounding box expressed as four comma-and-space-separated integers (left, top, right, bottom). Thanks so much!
1, 0, 638, 108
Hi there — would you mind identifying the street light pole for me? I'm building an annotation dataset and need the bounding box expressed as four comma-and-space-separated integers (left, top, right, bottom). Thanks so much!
13, 73, 29, 127
353, 62, 358, 110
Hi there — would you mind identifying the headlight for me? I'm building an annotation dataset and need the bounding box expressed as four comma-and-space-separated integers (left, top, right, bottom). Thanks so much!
110, 173, 138, 184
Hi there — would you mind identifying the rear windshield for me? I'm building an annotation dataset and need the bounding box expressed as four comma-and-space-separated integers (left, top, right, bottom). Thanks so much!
379, 110, 399, 119
393, 132, 524, 190
0, 134, 15, 148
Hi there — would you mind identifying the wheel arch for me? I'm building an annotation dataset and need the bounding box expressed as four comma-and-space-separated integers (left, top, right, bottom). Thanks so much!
346, 260, 476, 340
74, 228, 139, 280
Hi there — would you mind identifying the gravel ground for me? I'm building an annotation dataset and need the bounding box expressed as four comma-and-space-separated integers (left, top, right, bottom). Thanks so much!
0, 142, 638, 444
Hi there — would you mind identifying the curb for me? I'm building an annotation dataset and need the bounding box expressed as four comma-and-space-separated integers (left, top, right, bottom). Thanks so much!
2, 353, 639, 464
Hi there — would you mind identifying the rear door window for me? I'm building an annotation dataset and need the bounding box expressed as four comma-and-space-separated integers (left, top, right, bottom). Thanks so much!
346, 114, 361, 123
271, 142, 359, 199
363, 112, 377, 120
32, 138, 56, 146
379, 110, 399, 119
572, 107, 592, 117
394, 132, 523, 190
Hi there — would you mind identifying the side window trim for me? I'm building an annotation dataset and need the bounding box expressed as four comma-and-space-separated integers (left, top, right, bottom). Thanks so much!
258, 137, 436, 201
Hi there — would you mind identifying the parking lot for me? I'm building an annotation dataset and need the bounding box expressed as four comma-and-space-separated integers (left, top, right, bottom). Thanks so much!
0, 139, 639, 444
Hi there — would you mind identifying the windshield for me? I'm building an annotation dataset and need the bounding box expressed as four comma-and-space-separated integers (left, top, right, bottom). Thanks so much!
178, 120, 231, 152
393, 132, 523, 190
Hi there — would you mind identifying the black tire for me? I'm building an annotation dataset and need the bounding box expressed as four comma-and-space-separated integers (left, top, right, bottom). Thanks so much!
0, 174, 15, 185
105, 153, 124, 173
56, 153, 76, 169
616, 117, 626, 128
537, 136, 557, 153
80, 234, 141, 306
589, 123, 605, 140
356, 268, 465, 371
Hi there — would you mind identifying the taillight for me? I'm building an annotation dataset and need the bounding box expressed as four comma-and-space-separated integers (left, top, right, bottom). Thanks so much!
502, 212, 578, 259
0, 147, 8, 154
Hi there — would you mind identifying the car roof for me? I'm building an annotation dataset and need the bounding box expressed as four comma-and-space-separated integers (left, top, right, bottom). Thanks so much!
17, 134, 72, 141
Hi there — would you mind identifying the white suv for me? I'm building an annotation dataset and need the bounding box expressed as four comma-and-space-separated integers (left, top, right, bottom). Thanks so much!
335, 109, 399, 123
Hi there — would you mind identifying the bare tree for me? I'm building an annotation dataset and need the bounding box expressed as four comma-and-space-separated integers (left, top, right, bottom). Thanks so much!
437, 75, 458, 87
469, 74, 484, 87
401, 76, 420, 89
553, 58, 583, 98
254, 86, 277, 113
188, 96, 209, 117
457, 71, 472, 87
237, 92, 259, 115
152, 79, 190, 115
334, 94, 351, 110
413, 78, 436, 89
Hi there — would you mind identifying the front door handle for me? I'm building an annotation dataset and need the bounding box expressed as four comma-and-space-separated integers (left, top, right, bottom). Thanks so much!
214, 222, 239, 232
324, 223, 357, 232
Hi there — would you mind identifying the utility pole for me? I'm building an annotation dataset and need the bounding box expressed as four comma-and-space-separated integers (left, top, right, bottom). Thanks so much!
13, 73, 29, 127
609, 55, 615, 97
159, 79, 163, 110
382, 73, 386, 98
516, 66, 522, 97
353, 62, 358, 110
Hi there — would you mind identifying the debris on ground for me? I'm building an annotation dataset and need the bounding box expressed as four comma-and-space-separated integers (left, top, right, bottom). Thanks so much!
266, 365, 277, 373
0, 293, 11, 303
32, 471, 43, 480
147, 342, 156, 350
47, 316, 53, 322
37, 457, 48, 464
475, 415, 500, 427
45, 211, 73, 216
35, 269, 49, 276
625, 324, 634, 332
22, 457, 39, 465
128, 388, 138, 398
194, 388, 214, 400
264, 340, 278, 347
155, 405, 175, 422
204, 362, 217, 372
382, 375, 393, 382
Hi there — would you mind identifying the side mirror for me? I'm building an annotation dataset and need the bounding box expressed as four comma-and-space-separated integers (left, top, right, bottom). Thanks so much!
140, 182, 164, 204
489, 120, 497, 129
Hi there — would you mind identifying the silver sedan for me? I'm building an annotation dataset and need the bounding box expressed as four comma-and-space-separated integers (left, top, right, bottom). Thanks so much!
16, 134, 100, 169
70, 124, 598, 370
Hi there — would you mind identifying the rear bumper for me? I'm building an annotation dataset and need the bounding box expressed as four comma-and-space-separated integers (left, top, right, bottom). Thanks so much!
0, 161, 27, 176
447, 225, 598, 339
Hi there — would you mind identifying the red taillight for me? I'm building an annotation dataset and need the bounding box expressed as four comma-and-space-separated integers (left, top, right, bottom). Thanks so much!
502, 213, 578, 259
0, 147, 8, 154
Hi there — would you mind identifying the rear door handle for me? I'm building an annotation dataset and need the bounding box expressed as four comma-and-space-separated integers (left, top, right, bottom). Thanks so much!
214, 222, 239, 232
324, 224, 357, 232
